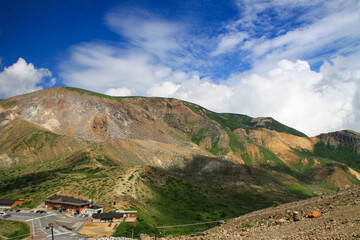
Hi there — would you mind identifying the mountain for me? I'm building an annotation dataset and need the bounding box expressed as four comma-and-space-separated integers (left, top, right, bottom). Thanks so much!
1, 87, 359, 237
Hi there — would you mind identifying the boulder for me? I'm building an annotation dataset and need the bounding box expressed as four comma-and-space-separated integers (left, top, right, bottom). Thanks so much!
307, 211, 322, 218
140, 234, 151, 240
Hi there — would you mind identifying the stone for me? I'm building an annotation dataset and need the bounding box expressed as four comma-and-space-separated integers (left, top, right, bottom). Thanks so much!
140, 234, 151, 240
307, 211, 322, 218
293, 215, 302, 222
191, 232, 206, 237
240, 232, 248, 236
275, 218, 287, 224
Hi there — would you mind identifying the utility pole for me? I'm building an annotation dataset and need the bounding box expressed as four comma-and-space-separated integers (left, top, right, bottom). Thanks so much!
132, 228, 134, 239
155, 224, 159, 240
49, 223, 54, 240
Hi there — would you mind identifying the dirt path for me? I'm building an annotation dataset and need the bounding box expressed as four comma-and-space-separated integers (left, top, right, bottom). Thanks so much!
114, 167, 140, 200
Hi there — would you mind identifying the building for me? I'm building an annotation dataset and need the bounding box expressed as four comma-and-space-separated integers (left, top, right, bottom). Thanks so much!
92, 210, 137, 225
0, 199, 24, 209
116, 210, 137, 225
82, 205, 103, 216
92, 213, 124, 222
44, 195, 91, 214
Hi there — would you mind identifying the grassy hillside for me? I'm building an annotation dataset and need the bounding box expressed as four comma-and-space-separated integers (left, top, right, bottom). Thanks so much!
313, 141, 360, 172
0, 153, 314, 238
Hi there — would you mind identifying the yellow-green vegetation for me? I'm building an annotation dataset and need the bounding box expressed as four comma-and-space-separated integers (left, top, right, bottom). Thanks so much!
112, 162, 313, 238
314, 141, 360, 172
0, 220, 30, 240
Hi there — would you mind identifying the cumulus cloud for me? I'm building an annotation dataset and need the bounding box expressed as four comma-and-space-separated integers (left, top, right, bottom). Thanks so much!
227, 59, 356, 136
147, 82, 180, 97
0, 58, 55, 99
144, 58, 357, 136
319, 52, 360, 132
105, 87, 132, 96
148, 75, 234, 112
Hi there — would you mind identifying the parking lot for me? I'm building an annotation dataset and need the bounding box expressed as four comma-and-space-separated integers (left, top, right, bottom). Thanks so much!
4, 210, 89, 239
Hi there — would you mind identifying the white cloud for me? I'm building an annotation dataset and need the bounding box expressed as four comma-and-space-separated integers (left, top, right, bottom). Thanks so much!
148, 75, 234, 114
61, 43, 191, 96
147, 82, 180, 97
105, 9, 186, 66
0, 58, 55, 99
159, 56, 359, 136
319, 51, 360, 132
211, 32, 248, 56
227, 59, 356, 136
226, 0, 360, 76
105, 87, 132, 96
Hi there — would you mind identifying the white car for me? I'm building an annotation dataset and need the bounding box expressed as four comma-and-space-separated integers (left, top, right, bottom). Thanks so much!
0, 211, 11, 218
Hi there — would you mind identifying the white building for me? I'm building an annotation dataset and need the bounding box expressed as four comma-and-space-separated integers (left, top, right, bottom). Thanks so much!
82, 205, 103, 216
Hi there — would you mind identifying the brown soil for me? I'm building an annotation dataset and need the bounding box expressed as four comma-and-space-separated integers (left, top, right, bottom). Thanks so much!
78, 222, 118, 238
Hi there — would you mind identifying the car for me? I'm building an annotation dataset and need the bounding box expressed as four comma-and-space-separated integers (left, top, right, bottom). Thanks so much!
16, 210, 21, 212
62, 225, 72, 231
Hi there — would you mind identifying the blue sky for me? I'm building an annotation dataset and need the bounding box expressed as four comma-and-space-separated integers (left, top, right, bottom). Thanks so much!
0, 0, 360, 136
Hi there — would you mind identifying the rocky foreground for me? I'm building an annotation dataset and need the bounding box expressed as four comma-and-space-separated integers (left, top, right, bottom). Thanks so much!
147, 186, 360, 240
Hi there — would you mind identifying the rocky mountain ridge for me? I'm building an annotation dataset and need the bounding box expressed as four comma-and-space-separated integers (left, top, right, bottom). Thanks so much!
1, 87, 360, 237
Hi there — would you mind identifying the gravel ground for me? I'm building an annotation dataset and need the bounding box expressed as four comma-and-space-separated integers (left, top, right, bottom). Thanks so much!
158, 186, 360, 240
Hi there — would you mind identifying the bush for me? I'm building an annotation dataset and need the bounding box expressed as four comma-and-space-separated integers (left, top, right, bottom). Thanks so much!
272, 201, 281, 207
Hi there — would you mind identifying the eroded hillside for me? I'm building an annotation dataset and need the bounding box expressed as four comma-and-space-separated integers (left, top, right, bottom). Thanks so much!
1, 87, 360, 237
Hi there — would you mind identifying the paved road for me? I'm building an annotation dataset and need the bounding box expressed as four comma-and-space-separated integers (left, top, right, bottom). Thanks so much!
6, 211, 89, 239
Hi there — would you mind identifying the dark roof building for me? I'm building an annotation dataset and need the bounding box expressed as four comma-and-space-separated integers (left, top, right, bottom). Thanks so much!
0, 199, 24, 209
0, 199, 16, 206
44, 195, 91, 213
92, 213, 124, 222
45, 195, 90, 205
92, 211, 137, 225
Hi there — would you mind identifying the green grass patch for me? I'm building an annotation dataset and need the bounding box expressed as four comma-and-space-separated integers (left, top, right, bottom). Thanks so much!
279, 182, 315, 197
113, 214, 154, 239
183, 102, 204, 116
260, 147, 302, 178
0, 220, 30, 240
191, 128, 207, 145
228, 133, 252, 165
206, 113, 306, 137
